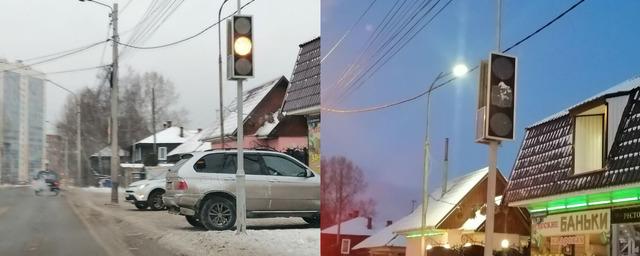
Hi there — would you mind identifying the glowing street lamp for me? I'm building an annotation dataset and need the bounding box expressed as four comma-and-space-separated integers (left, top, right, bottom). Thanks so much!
420, 64, 469, 256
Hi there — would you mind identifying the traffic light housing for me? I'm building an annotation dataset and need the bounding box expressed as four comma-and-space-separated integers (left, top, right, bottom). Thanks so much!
227, 15, 254, 80
485, 52, 517, 141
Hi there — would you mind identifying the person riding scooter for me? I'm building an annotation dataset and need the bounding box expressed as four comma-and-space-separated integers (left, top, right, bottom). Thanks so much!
34, 164, 60, 195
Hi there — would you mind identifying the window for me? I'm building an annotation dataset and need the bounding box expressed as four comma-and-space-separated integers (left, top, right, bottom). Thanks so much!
134, 147, 142, 162
194, 153, 225, 173
158, 147, 167, 160
262, 155, 307, 177
574, 105, 606, 174
226, 154, 264, 175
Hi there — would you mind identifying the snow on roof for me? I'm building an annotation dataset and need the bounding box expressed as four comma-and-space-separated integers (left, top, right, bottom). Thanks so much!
203, 76, 285, 140
459, 210, 485, 231
121, 163, 144, 168
353, 171, 502, 250
136, 127, 198, 144
392, 167, 489, 233
321, 217, 379, 236
167, 127, 214, 156
255, 112, 280, 137
91, 146, 128, 157
530, 76, 640, 127
352, 216, 410, 250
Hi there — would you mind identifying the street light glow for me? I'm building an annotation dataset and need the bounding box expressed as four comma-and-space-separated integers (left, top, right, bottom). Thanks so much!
426, 244, 432, 250
234, 36, 252, 56
452, 64, 469, 77
501, 239, 510, 249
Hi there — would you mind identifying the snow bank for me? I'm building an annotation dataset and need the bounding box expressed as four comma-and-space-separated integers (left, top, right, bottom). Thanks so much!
82, 186, 116, 193
77, 188, 320, 256
159, 228, 319, 256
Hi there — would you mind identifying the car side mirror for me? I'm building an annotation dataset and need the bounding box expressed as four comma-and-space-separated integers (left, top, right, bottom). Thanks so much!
194, 160, 206, 170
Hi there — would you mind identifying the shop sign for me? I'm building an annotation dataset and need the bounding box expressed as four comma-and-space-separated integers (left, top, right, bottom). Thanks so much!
550, 236, 585, 246
532, 209, 610, 236
612, 206, 640, 224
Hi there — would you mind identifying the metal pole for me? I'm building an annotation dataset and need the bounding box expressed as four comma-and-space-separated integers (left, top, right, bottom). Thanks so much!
64, 137, 69, 178
442, 138, 449, 197
234, 0, 247, 236
76, 99, 82, 186
485, 141, 498, 256
152, 86, 157, 159
218, 0, 229, 149
485, 1, 502, 255
420, 72, 443, 256
110, 2, 120, 204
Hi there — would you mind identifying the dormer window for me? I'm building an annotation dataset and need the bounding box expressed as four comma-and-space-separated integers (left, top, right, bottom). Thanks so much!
573, 104, 607, 174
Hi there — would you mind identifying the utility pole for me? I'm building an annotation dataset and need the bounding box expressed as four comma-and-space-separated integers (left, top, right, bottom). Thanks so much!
110, 2, 120, 204
234, 0, 247, 235
76, 96, 82, 186
484, 1, 502, 255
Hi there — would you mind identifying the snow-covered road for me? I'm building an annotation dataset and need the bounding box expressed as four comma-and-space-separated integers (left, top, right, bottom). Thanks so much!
72, 187, 320, 256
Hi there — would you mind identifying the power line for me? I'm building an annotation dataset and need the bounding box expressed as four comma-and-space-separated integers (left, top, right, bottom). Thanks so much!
20, 40, 107, 63
45, 65, 110, 75
503, 0, 585, 53
334, 0, 451, 103
323, 0, 587, 113
117, 0, 255, 50
0, 40, 109, 72
321, 0, 378, 63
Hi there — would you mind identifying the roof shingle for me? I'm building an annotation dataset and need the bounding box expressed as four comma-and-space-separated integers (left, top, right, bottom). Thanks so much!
282, 37, 320, 114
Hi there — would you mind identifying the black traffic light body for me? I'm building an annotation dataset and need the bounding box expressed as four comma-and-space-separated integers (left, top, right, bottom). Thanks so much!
485, 52, 517, 141
227, 15, 254, 80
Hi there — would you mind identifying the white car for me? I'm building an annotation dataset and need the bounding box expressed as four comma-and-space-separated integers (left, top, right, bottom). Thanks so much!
125, 168, 168, 210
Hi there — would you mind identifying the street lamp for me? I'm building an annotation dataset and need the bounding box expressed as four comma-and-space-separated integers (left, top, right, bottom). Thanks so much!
46, 80, 82, 187
79, 0, 119, 204
419, 64, 469, 256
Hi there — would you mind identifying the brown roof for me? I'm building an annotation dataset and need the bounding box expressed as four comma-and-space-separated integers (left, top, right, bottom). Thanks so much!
505, 78, 640, 204
282, 37, 320, 114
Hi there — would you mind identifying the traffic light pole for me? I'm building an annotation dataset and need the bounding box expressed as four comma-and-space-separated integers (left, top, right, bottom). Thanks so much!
234, 0, 247, 235
484, 1, 502, 255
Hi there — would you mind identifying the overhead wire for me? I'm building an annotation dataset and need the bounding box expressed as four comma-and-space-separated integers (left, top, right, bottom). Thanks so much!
321, 0, 378, 63
116, 0, 256, 49
322, 0, 587, 113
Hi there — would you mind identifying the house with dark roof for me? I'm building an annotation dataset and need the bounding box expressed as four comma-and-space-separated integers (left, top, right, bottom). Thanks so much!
129, 124, 198, 165
202, 76, 308, 154
504, 76, 640, 255
281, 37, 320, 171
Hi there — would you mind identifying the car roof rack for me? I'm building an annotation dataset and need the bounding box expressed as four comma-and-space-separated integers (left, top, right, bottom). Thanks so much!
204, 147, 278, 152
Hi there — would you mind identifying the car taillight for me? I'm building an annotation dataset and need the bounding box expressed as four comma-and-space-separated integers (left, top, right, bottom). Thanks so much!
176, 179, 188, 190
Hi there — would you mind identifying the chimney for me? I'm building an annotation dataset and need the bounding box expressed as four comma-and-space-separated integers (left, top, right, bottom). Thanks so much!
180, 127, 184, 137
197, 128, 203, 133
367, 217, 373, 230
166, 121, 172, 127
386, 220, 393, 227
442, 138, 449, 198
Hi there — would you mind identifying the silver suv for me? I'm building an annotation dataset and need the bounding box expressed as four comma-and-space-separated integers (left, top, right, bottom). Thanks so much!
163, 150, 320, 230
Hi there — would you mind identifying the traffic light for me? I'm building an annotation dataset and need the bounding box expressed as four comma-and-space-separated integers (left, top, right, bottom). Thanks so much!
485, 52, 517, 141
227, 15, 253, 80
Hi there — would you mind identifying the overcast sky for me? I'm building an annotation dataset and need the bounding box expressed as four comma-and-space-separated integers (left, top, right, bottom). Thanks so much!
0, 0, 319, 133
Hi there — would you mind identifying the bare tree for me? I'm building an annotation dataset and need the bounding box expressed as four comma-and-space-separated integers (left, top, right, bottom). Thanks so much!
320, 156, 377, 229
55, 68, 187, 183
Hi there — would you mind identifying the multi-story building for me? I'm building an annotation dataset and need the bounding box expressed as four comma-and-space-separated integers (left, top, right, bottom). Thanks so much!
0, 59, 46, 184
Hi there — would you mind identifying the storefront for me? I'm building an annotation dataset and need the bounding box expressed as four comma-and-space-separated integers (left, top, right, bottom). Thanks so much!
531, 209, 610, 255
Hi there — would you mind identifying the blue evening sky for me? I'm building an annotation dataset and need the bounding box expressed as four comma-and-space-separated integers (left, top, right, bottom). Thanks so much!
321, 0, 640, 222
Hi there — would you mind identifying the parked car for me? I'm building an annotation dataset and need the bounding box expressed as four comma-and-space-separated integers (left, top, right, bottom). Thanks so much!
125, 167, 169, 210
163, 150, 320, 230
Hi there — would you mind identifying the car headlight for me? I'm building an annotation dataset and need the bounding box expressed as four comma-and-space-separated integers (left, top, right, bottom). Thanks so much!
138, 184, 147, 189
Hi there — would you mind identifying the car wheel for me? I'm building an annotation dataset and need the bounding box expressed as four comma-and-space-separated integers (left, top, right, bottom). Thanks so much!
148, 190, 165, 211
185, 215, 205, 229
135, 201, 148, 210
199, 197, 236, 231
303, 214, 320, 226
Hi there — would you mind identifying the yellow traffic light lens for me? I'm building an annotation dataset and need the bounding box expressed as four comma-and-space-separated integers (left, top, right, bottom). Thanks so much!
234, 36, 252, 56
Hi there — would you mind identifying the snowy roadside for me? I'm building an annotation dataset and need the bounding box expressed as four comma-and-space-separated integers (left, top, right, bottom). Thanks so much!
70, 187, 320, 256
